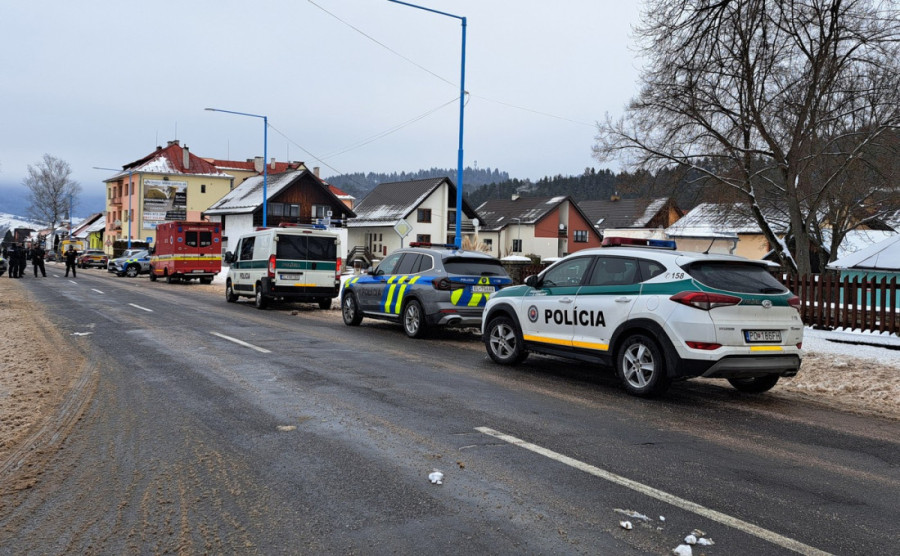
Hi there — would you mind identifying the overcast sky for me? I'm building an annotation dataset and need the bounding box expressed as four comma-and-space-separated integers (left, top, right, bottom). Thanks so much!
0, 0, 643, 207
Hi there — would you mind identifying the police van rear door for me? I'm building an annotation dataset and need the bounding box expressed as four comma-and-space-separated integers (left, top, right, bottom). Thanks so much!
274, 232, 337, 287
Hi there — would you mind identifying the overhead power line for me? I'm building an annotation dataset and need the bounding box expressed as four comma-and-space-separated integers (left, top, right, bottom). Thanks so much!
307, 0, 595, 128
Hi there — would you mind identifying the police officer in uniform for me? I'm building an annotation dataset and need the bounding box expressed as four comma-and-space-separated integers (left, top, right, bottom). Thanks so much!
64, 246, 78, 278
32, 244, 47, 277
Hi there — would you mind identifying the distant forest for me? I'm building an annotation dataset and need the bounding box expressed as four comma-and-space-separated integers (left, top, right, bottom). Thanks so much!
325, 165, 708, 211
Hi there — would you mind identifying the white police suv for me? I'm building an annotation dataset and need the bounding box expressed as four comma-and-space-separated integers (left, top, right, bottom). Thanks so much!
481, 237, 803, 397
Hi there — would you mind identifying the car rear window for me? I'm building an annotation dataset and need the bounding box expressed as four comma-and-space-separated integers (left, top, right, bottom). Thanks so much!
443, 257, 508, 277
684, 261, 788, 294
276, 235, 336, 261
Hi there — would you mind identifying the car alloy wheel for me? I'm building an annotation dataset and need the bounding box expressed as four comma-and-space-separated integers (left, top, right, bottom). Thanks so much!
485, 316, 527, 364
402, 300, 427, 338
617, 334, 671, 397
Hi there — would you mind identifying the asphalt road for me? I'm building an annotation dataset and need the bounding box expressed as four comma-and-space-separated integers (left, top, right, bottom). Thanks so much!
1, 266, 898, 555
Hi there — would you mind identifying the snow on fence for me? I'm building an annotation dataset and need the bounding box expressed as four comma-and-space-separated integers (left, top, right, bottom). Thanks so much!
777, 274, 900, 335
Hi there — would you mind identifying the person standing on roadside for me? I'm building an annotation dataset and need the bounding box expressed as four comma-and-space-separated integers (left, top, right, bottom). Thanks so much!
3, 245, 13, 277
32, 244, 47, 277
64, 246, 78, 278
13, 244, 26, 278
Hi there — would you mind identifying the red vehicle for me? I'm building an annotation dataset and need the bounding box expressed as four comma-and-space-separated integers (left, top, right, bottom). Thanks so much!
149, 221, 222, 284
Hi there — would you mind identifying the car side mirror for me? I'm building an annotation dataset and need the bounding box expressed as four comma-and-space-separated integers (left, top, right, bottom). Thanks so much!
524, 274, 540, 288
223, 252, 234, 264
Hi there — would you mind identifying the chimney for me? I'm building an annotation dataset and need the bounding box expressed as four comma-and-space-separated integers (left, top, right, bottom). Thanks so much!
313, 166, 320, 177
270, 157, 276, 170
167, 139, 180, 147
254, 156, 263, 173
183, 145, 190, 170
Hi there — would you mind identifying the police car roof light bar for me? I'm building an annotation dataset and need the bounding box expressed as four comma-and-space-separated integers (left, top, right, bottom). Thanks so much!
409, 242, 458, 249
602, 237, 677, 250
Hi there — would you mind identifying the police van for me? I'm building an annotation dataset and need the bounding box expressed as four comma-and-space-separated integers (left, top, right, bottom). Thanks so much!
482, 237, 803, 397
223, 225, 341, 309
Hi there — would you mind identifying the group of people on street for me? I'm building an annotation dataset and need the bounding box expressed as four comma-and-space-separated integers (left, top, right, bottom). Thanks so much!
3, 243, 51, 278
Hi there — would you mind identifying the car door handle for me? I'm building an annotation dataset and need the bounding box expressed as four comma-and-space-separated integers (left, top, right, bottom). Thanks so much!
559, 297, 574, 304
616, 296, 631, 303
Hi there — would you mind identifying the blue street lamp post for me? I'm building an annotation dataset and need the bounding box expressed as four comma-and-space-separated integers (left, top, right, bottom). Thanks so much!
94, 166, 134, 249
205, 108, 269, 227
387, 0, 466, 248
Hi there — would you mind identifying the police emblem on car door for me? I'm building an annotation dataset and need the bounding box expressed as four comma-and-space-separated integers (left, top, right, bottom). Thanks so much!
519, 256, 594, 349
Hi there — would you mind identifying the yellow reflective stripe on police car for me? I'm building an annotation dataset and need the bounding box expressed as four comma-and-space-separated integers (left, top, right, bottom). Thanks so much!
383, 275, 421, 313
523, 334, 574, 348
571, 340, 610, 351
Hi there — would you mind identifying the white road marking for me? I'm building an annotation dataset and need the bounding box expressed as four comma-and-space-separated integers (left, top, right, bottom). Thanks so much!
476, 427, 832, 556
91, 289, 104, 294
211, 332, 271, 354
128, 303, 153, 312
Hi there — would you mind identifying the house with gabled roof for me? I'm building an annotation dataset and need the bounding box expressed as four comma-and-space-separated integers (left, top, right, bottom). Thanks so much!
578, 196, 682, 238
204, 159, 355, 210
346, 177, 478, 266
204, 168, 356, 257
100, 140, 233, 253
70, 213, 106, 250
475, 195, 603, 260
665, 202, 790, 257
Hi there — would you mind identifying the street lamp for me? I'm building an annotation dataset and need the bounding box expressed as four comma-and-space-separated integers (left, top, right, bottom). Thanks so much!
387, 0, 467, 248
205, 107, 269, 227
94, 166, 134, 249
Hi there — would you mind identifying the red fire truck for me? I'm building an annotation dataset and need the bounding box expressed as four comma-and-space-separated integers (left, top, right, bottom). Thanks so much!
149, 221, 222, 284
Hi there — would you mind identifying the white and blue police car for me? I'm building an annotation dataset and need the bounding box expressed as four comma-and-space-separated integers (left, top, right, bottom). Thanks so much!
342, 243, 513, 338
481, 237, 803, 397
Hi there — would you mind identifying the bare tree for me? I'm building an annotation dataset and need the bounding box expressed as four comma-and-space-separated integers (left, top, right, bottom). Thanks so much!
594, 0, 900, 274
23, 154, 82, 236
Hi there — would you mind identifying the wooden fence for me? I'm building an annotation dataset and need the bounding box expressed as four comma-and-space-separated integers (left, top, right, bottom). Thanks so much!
777, 274, 899, 335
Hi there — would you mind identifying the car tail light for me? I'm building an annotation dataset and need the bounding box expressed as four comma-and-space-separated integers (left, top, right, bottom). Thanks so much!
686, 341, 722, 350
788, 296, 801, 311
433, 277, 451, 291
796, 342, 803, 349
267, 255, 276, 278
670, 291, 741, 310
335, 257, 342, 281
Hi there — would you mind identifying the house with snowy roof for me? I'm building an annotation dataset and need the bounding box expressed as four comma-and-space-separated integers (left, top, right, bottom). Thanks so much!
577, 196, 682, 239
345, 177, 478, 267
70, 213, 106, 250
204, 159, 355, 210
99, 140, 234, 253
665, 202, 791, 258
826, 233, 900, 309
204, 168, 356, 257
474, 195, 603, 261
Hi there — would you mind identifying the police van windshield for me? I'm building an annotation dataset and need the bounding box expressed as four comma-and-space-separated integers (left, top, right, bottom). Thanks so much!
443, 257, 508, 276
684, 261, 787, 294
276, 235, 336, 261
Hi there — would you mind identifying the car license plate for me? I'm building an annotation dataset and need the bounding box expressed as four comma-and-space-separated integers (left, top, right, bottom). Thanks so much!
280, 273, 302, 281
745, 330, 781, 343
472, 285, 495, 294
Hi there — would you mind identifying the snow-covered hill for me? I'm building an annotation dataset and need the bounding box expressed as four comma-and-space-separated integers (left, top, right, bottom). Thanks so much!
0, 212, 46, 234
